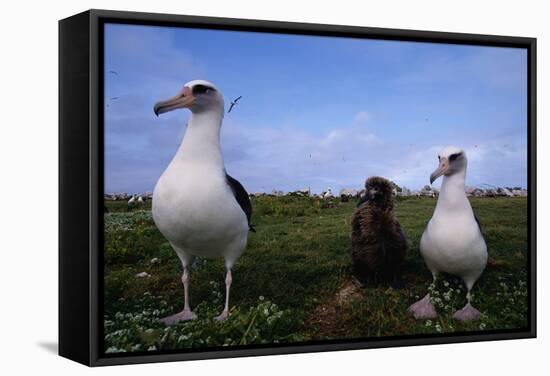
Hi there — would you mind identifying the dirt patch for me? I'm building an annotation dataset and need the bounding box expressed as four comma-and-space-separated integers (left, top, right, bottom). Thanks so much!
487, 257, 512, 269
304, 279, 363, 339
335, 281, 363, 305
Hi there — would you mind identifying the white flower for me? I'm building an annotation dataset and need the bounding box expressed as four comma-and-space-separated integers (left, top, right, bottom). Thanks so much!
425, 320, 432, 327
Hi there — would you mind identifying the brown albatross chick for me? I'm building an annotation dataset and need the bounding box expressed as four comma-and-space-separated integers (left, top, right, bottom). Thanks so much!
351, 176, 408, 288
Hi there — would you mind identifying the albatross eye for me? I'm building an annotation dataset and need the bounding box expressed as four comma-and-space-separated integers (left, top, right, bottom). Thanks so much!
449, 153, 461, 161
193, 85, 214, 95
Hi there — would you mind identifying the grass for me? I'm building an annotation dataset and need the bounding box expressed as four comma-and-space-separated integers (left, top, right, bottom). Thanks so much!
103, 196, 529, 353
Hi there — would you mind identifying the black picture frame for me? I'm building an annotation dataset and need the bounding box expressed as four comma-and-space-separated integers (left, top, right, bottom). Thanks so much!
59, 8, 537, 367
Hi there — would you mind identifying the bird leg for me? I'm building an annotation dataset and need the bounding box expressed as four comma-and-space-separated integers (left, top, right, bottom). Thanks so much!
215, 269, 232, 321
408, 274, 437, 319
453, 291, 481, 321
161, 268, 197, 325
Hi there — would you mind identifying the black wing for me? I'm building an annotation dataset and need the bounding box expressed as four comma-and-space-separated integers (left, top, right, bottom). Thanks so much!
474, 212, 483, 234
226, 174, 255, 232
234, 95, 242, 102
228, 103, 236, 113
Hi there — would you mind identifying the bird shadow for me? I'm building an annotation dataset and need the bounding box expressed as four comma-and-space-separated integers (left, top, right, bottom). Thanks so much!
37, 341, 58, 354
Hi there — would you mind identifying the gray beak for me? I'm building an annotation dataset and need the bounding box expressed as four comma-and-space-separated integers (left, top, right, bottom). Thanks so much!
153, 86, 194, 117
430, 158, 449, 184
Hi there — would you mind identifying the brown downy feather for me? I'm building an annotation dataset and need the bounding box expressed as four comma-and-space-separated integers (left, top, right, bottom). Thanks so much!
351, 176, 408, 287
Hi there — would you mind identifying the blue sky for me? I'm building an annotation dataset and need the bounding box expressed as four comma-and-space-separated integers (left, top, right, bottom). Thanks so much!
104, 23, 527, 194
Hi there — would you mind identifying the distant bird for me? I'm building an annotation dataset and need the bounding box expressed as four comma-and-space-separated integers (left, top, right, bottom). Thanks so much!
153, 80, 253, 324
228, 95, 242, 113
127, 195, 136, 205
109, 70, 119, 75
408, 146, 488, 321
322, 188, 334, 199
351, 177, 408, 288
109, 96, 120, 101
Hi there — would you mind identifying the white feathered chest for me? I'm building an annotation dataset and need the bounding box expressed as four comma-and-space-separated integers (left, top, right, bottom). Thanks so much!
420, 178, 487, 279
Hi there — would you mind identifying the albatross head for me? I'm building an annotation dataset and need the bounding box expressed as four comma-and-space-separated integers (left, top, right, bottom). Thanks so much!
153, 80, 224, 116
430, 146, 467, 184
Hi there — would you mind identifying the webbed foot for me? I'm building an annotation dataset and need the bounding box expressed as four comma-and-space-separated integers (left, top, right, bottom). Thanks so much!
453, 303, 481, 321
160, 309, 197, 325
215, 309, 229, 321
408, 294, 437, 319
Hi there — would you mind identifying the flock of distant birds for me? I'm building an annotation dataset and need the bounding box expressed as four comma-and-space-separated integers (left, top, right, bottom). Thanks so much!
107, 184, 527, 204
106, 79, 525, 326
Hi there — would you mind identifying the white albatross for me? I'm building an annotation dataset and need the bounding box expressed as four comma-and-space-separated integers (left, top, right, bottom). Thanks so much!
152, 80, 254, 324
408, 146, 488, 321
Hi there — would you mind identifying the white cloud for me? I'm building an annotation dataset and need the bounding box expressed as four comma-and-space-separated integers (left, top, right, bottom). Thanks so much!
103, 26, 528, 194
353, 111, 371, 125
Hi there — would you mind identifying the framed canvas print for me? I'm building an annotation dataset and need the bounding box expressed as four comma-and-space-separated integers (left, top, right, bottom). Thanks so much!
59, 9, 536, 366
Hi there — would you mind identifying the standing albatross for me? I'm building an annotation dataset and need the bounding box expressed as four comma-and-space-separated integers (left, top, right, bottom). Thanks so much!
152, 80, 253, 324
408, 146, 487, 321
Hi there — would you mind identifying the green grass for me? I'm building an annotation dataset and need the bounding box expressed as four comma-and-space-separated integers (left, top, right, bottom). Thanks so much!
103, 196, 529, 353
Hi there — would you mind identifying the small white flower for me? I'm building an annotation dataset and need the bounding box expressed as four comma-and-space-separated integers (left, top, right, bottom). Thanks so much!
425, 320, 432, 327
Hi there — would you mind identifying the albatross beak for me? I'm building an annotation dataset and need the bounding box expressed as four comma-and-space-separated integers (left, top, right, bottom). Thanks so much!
153, 86, 195, 116
430, 158, 449, 184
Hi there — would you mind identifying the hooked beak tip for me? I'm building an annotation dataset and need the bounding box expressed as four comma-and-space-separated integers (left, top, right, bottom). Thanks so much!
430, 165, 446, 184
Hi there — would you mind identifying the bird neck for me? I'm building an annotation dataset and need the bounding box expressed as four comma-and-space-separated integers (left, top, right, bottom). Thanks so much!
434, 169, 470, 213
175, 109, 225, 167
